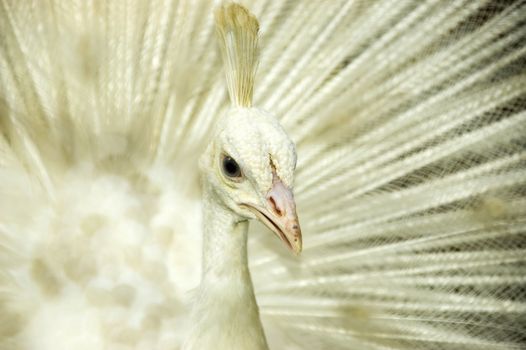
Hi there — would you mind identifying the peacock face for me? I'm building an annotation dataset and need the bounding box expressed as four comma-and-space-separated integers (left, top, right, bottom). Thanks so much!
200, 107, 302, 254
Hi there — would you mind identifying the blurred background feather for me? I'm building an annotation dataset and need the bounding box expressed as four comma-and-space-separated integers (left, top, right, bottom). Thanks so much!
0, 0, 525, 349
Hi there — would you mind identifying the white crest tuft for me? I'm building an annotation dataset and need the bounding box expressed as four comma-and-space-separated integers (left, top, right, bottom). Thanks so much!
215, 3, 260, 108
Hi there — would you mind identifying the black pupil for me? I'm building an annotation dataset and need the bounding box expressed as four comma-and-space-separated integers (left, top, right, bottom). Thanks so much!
223, 156, 240, 177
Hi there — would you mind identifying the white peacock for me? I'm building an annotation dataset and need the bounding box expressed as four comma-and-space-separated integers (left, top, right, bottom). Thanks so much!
0, 1, 525, 350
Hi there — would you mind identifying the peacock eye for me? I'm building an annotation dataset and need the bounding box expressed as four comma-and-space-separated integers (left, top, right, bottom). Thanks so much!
221, 154, 242, 179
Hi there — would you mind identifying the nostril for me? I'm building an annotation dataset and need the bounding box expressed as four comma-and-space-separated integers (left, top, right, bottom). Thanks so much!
269, 196, 283, 216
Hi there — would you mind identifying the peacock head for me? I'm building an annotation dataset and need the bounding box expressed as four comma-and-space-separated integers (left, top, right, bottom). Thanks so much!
199, 3, 301, 254
200, 106, 302, 255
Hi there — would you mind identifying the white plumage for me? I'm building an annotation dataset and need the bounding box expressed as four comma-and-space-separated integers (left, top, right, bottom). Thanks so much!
1, 1, 525, 349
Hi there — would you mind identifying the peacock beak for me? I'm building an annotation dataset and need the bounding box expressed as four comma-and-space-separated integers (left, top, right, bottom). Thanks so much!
241, 178, 302, 255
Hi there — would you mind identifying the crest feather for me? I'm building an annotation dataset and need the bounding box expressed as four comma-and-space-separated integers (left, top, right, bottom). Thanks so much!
215, 3, 259, 108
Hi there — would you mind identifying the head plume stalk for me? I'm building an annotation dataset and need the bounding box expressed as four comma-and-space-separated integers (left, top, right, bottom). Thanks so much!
215, 3, 260, 108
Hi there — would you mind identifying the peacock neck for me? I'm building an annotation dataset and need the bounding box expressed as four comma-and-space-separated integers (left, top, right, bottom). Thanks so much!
183, 186, 268, 350
201, 195, 250, 280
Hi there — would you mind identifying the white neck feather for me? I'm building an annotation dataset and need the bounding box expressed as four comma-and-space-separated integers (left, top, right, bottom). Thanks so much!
183, 185, 268, 350
201, 197, 249, 279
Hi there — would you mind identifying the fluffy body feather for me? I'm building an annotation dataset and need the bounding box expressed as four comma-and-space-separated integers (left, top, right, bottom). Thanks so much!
1, 0, 525, 349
